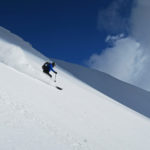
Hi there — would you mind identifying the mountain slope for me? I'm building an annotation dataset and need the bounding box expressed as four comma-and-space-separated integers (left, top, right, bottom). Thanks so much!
1, 59, 150, 150
52, 59, 150, 118
0, 27, 150, 149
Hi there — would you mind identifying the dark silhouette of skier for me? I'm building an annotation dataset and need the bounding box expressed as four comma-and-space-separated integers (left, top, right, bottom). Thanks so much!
42, 62, 57, 78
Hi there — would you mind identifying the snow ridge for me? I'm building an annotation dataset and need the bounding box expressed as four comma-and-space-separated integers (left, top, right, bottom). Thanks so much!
52, 58, 150, 119
0, 27, 51, 83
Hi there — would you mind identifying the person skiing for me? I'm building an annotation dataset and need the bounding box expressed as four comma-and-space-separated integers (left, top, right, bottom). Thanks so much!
42, 61, 57, 78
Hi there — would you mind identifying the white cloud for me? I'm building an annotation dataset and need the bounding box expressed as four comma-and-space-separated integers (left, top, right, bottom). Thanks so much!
88, 36, 147, 84
131, 0, 150, 48
88, 0, 150, 91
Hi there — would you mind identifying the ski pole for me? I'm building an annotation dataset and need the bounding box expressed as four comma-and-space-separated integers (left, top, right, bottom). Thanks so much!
54, 73, 57, 82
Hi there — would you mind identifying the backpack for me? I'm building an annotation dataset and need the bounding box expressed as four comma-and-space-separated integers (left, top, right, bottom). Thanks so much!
42, 62, 50, 70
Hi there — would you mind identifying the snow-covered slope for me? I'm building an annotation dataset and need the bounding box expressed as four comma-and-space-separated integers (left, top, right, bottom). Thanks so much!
52, 59, 150, 118
0, 27, 51, 83
0, 27, 150, 150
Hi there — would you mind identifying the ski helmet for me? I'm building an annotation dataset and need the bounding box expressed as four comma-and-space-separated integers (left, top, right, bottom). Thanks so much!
52, 62, 56, 67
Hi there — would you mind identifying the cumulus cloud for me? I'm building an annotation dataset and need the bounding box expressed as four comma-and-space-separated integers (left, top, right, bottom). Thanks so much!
88, 0, 150, 91
131, 0, 150, 47
88, 36, 148, 87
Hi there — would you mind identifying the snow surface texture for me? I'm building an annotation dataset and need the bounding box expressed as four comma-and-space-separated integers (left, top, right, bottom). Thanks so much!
0, 27, 150, 149
0, 26, 49, 82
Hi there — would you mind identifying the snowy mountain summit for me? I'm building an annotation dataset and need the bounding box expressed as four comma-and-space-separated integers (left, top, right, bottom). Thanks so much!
0, 27, 150, 150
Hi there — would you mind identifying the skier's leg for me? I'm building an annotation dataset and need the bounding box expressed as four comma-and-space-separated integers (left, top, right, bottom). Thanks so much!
43, 70, 52, 78
48, 73, 52, 78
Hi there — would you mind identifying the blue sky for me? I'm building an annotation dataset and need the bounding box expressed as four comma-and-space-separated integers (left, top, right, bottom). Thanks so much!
0, 0, 134, 66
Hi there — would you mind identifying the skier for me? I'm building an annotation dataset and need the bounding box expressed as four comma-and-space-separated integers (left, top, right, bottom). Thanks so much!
42, 61, 57, 78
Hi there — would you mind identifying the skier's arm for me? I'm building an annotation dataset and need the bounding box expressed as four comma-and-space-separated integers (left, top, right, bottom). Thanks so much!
50, 64, 57, 74
51, 68, 57, 74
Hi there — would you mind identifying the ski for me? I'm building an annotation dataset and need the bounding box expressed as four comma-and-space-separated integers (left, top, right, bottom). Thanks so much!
55, 86, 63, 90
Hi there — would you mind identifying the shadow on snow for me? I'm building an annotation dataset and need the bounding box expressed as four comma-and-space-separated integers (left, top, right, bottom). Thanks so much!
53, 59, 150, 119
